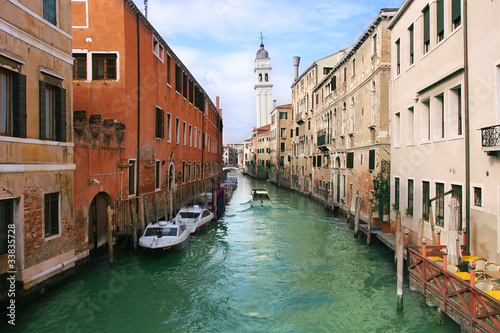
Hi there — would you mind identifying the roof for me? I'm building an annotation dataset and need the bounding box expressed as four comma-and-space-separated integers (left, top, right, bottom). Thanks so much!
315, 8, 398, 92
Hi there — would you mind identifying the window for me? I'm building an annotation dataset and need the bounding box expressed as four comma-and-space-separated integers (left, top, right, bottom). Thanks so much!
175, 64, 182, 93
265, 73, 268, 82
369, 149, 375, 170
436, 183, 445, 227
474, 187, 482, 208
167, 55, 171, 85
183, 72, 188, 99
437, 0, 444, 42
153, 37, 164, 61
343, 67, 347, 82
44, 192, 59, 237
73, 53, 87, 80
43, 0, 57, 25
394, 112, 401, 146
408, 179, 414, 214
422, 99, 431, 141
198, 129, 202, 149
280, 156, 284, 166
156, 160, 161, 190
39, 82, 67, 142
423, 181, 430, 221
346, 152, 354, 169
408, 24, 414, 65
435, 94, 445, 139
259, 73, 262, 82
194, 127, 197, 148
183, 121, 186, 146
128, 160, 136, 196
407, 106, 414, 145
175, 118, 180, 144
189, 79, 194, 104
352, 59, 356, 76
450, 86, 462, 136
189, 125, 192, 147
394, 177, 400, 211
279, 112, 287, 120
166, 113, 172, 142
281, 142, 285, 152
296, 127, 299, 137
396, 39, 401, 75
452, 0, 461, 29
280, 128, 286, 139
155, 107, 164, 139
290, 129, 294, 138
423, 6, 430, 53
92, 54, 117, 80
1, 69, 26, 138
372, 34, 377, 54
0, 199, 14, 255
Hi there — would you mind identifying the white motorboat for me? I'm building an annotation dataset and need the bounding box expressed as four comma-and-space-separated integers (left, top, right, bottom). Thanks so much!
175, 205, 214, 234
138, 219, 190, 251
250, 189, 272, 207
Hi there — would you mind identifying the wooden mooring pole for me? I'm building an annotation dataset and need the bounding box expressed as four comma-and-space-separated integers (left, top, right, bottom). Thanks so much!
129, 200, 138, 250
107, 205, 114, 265
396, 212, 403, 309
354, 195, 361, 238
367, 192, 373, 245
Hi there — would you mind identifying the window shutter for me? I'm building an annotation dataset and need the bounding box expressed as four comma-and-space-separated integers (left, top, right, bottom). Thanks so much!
437, 0, 444, 35
55, 87, 66, 141
331, 77, 336, 90
313, 156, 316, 167
369, 149, 375, 170
423, 6, 430, 44
452, 0, 461, 21
12, 72, 26, 138
39, 81, 46, 140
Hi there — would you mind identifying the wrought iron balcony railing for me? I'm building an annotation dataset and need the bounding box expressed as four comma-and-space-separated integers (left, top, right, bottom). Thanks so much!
481, 125, 500, 152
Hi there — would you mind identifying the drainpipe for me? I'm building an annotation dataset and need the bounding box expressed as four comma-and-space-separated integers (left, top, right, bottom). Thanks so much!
463, 0, 470, 253
136, 13, 142, 222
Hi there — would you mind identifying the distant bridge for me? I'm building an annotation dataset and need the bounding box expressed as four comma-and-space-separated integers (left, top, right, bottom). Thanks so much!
223, 165, 242, 172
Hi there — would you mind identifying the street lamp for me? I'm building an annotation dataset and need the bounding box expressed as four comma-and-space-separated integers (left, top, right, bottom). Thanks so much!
373, 178, 379, 191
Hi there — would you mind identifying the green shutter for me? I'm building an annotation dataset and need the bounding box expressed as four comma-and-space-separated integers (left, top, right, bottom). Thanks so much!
452, 0, 461, 21
437, 0, 444, 35
39, 81, 46, 140
12, 72, 26, 138
55, 87, 66, 142
423, 6, 430, 44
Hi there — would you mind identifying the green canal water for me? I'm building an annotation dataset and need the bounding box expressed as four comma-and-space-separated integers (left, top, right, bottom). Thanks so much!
3, 173, 459, 332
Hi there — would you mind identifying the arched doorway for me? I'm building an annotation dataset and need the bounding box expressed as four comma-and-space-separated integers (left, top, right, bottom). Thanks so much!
89, 192, 112, 254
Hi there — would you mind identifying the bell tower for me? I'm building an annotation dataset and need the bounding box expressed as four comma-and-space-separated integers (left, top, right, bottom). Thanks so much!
255, 33, 273, 127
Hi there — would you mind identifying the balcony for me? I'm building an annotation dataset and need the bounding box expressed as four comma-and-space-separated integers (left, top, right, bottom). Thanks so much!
295, 111, 306, 124
481, 125, 500, 154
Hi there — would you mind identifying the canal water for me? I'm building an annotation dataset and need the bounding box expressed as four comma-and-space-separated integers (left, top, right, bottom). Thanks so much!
3, 172, 459, 332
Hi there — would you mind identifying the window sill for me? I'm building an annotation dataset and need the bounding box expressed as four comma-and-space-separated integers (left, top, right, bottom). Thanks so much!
447, 135, 464, 142
0, 136, 74, 147
44, 233, 61, 242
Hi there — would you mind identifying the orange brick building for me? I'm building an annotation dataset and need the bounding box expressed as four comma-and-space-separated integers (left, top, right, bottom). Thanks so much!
71, 0, 223, 252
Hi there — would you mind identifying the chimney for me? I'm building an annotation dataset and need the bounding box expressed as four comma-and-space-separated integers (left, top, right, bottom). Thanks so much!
273, 99, 277, 109
216, 96, 220, 111
293, 56, 300, 81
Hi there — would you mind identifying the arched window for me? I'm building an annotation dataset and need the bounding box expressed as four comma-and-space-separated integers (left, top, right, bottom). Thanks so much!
259, 74, 262, 82
265, 73, 268, 82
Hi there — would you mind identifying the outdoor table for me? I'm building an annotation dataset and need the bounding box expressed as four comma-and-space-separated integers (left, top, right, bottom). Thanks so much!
427, 256, 442, 261
462, 255, 479, 262
485, 271, 500, 280
454, 272, 471, 280
484, 291, 500, 299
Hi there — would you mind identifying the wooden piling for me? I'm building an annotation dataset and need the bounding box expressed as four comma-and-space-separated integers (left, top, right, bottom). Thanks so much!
162, 191, 167, 220
129, 200, 137, 250
396, 212, 403, 310
367, 192, 373, 245
354, 196, 361, 238
436, 307, 446, 325
107, 205, 114, 265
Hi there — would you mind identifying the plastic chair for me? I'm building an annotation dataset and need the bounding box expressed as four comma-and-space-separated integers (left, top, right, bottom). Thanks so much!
433, 259, 444, 268
475, 281, 494, 291
474, 258, 489, 279
486, 263, 500, 272
446, 264, 460, 272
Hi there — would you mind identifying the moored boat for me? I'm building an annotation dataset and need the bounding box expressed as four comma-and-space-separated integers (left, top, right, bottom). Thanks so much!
175, 205, 214, 234
138, 219, 190, 251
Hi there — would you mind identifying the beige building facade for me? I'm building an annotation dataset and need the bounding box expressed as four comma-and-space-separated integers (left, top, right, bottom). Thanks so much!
269, 103, 292, 185
313, 9, 396, 218
0, 0, 79, 292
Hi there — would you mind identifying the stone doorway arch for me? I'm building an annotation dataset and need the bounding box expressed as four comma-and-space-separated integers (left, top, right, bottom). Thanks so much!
89, 192, 113, 253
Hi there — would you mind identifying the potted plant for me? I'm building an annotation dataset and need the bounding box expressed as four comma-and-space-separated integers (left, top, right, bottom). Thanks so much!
405, 206, 413, 218
372, 162, 391, 232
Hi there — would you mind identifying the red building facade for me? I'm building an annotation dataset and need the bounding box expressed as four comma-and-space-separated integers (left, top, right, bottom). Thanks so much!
72, 0, 223, 252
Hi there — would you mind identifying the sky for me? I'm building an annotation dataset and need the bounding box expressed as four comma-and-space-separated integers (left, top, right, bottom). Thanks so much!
132, 0, 404, 144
